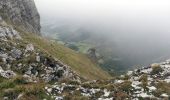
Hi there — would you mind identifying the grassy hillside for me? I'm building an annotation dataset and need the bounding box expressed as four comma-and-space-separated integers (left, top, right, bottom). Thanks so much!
19, 32, 111, 80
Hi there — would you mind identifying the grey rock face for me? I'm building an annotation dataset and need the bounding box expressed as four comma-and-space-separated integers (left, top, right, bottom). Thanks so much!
0, 25, 21, 39
10, 49, 22, 59
25, 44, 34, 52
0, 0, 41, 34
0, 66, 16, 79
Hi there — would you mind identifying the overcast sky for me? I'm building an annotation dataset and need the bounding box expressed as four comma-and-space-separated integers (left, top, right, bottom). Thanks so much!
34, 0, 170, 36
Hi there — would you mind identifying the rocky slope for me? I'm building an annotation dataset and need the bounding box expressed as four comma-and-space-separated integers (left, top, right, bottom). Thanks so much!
0, 18, 82, 99
0, 0, 41, 34
0, 1, 111, 99
44, 60, 170, 100
0, 0, 170, 100
0, 26, 79, 82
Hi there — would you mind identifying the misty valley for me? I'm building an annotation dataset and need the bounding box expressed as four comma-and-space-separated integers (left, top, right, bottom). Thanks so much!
40, 19, 170, 75
35, 0, 170, 76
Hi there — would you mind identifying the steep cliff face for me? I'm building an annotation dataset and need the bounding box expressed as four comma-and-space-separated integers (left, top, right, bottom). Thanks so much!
0, 0, 40, 34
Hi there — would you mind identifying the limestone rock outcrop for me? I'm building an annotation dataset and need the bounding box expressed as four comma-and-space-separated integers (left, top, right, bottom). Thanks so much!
0, 0, 41, 34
